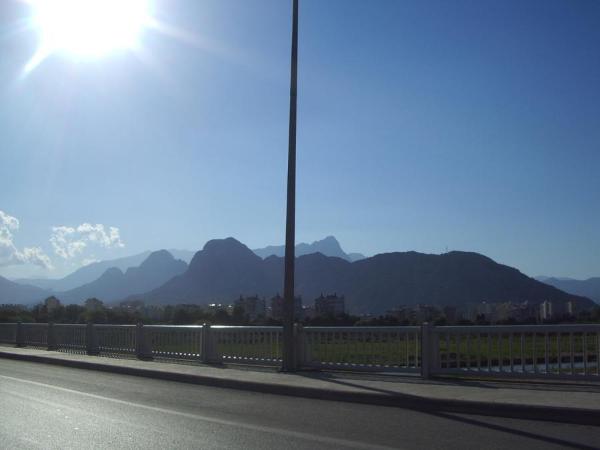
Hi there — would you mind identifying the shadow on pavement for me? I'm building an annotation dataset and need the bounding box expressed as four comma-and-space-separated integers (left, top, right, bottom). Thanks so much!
294, 371, 600, 428
428, 411, 600, 450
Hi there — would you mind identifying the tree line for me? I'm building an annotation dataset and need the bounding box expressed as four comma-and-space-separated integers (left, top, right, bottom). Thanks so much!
2, 296, 600, 326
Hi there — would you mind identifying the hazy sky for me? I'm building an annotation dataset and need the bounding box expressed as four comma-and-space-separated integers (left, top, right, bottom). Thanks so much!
1, 0, 599, 280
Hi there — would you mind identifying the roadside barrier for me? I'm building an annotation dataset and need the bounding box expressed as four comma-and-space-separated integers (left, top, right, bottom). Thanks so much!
1, 322, 599, 380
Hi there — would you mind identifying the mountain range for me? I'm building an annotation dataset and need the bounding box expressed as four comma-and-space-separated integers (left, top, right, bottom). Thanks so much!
0, 276, 51, 304
1, 236, 595, 314
58, 250, 188, 304
536, 276, 600, 304
13, 237, 358, 291
133, 238, 593, 314
1, 250, 188, 305
14, 249, 195, 292
253, 236, 365, 262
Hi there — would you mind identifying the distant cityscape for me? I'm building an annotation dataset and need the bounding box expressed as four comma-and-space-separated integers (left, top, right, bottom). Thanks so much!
2, 292, 599, 327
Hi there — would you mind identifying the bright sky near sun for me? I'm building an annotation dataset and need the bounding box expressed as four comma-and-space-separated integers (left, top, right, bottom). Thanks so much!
27, 0, 150, 64
0, 0, 599, 280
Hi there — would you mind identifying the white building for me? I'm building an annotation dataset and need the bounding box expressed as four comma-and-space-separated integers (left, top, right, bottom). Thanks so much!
539, 300, 553, 321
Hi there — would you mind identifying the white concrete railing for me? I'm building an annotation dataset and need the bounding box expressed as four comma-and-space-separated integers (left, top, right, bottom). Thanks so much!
1, 322, 600, 380
212, 325, 282, 364
95, 324, 137, 357
425, 324, 600, 380
145, 325, 205, 361
302, 326, 421, 372
21, 323, 48, 348
0, 323, 17, 344
53, 324, 87, 353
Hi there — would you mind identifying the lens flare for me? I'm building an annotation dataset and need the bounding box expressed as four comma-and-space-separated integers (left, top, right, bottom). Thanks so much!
31, 0, 150, 58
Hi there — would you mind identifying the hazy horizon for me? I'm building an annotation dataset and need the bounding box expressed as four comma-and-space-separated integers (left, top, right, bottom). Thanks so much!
1, 0, 599, 280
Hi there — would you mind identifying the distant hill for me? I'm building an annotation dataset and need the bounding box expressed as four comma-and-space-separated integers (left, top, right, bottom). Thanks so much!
537, 276, 600, 304
253, 236, 365, 262
0, 276, 51, 305
59, 250, 188, 304
347, 253, 367, 262
132, 238, 593, 314
137, 238, 267, 305
15, 251, 153, 292
14, 249, 195, 293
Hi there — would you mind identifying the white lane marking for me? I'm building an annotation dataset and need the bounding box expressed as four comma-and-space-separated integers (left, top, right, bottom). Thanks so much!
0, 374, 398, 450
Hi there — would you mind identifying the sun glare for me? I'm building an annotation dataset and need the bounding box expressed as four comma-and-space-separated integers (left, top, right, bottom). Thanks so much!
31, 0, 150, 58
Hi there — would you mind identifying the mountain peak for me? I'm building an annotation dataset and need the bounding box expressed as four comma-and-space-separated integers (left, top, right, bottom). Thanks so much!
139, 250, 176, 268
202, 237, 255, 256
204, 237, 243, 249
253, 235, 364, 261
189, 238, 261, 271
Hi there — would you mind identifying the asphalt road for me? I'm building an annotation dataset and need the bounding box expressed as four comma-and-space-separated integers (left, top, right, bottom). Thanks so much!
0, 359, 599, 450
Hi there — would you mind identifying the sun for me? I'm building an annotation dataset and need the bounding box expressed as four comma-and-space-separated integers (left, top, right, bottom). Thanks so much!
31, 0, 151, 58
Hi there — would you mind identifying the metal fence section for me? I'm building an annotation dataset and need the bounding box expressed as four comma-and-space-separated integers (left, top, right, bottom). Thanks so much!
0, 323, 17, 344
146, 325, 204, 361
212, 326, 282, 364
22, 323, 48, 348
54, 324, 87, 353
96, 324, 137, 357
303, 326, 421, 372
430, 324, 600, 380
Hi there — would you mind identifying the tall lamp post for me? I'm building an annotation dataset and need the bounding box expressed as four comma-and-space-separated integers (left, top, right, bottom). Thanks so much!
282, 0, 299, 372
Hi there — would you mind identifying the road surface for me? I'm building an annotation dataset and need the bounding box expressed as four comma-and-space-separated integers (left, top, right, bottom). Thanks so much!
0, 359, 598, 449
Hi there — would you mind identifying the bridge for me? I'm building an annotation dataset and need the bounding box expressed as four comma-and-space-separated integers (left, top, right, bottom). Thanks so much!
2, 322, 600, 448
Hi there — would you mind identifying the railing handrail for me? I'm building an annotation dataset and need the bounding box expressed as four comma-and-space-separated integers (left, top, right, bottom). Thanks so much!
436, 324, 600, 333
304, 326, 420, 332
4, 322, 600, 329
211, 325, 282, 331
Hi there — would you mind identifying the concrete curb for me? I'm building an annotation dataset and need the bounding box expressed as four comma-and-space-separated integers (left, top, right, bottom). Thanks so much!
1, 350, 599, 426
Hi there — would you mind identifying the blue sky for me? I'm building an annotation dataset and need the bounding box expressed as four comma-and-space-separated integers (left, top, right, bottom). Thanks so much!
0, 0, 598, 280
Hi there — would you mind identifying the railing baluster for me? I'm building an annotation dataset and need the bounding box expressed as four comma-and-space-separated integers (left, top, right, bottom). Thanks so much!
519, 333, 524, 373
405, 331, 410, 368
477, 331, 481, 372
570, 332, 575, 375
583, 333, 588, 376
415, 331, 419, 368
544, 333, 549, 374
597, 332, 600, 376
558, 333, 562, 374
496, 334, 501, 373
457, 334, 462, 369
486, 333, 491, 372
445, 333, 450, 369
466, 333, 471, 370
509, 333, 514, 373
